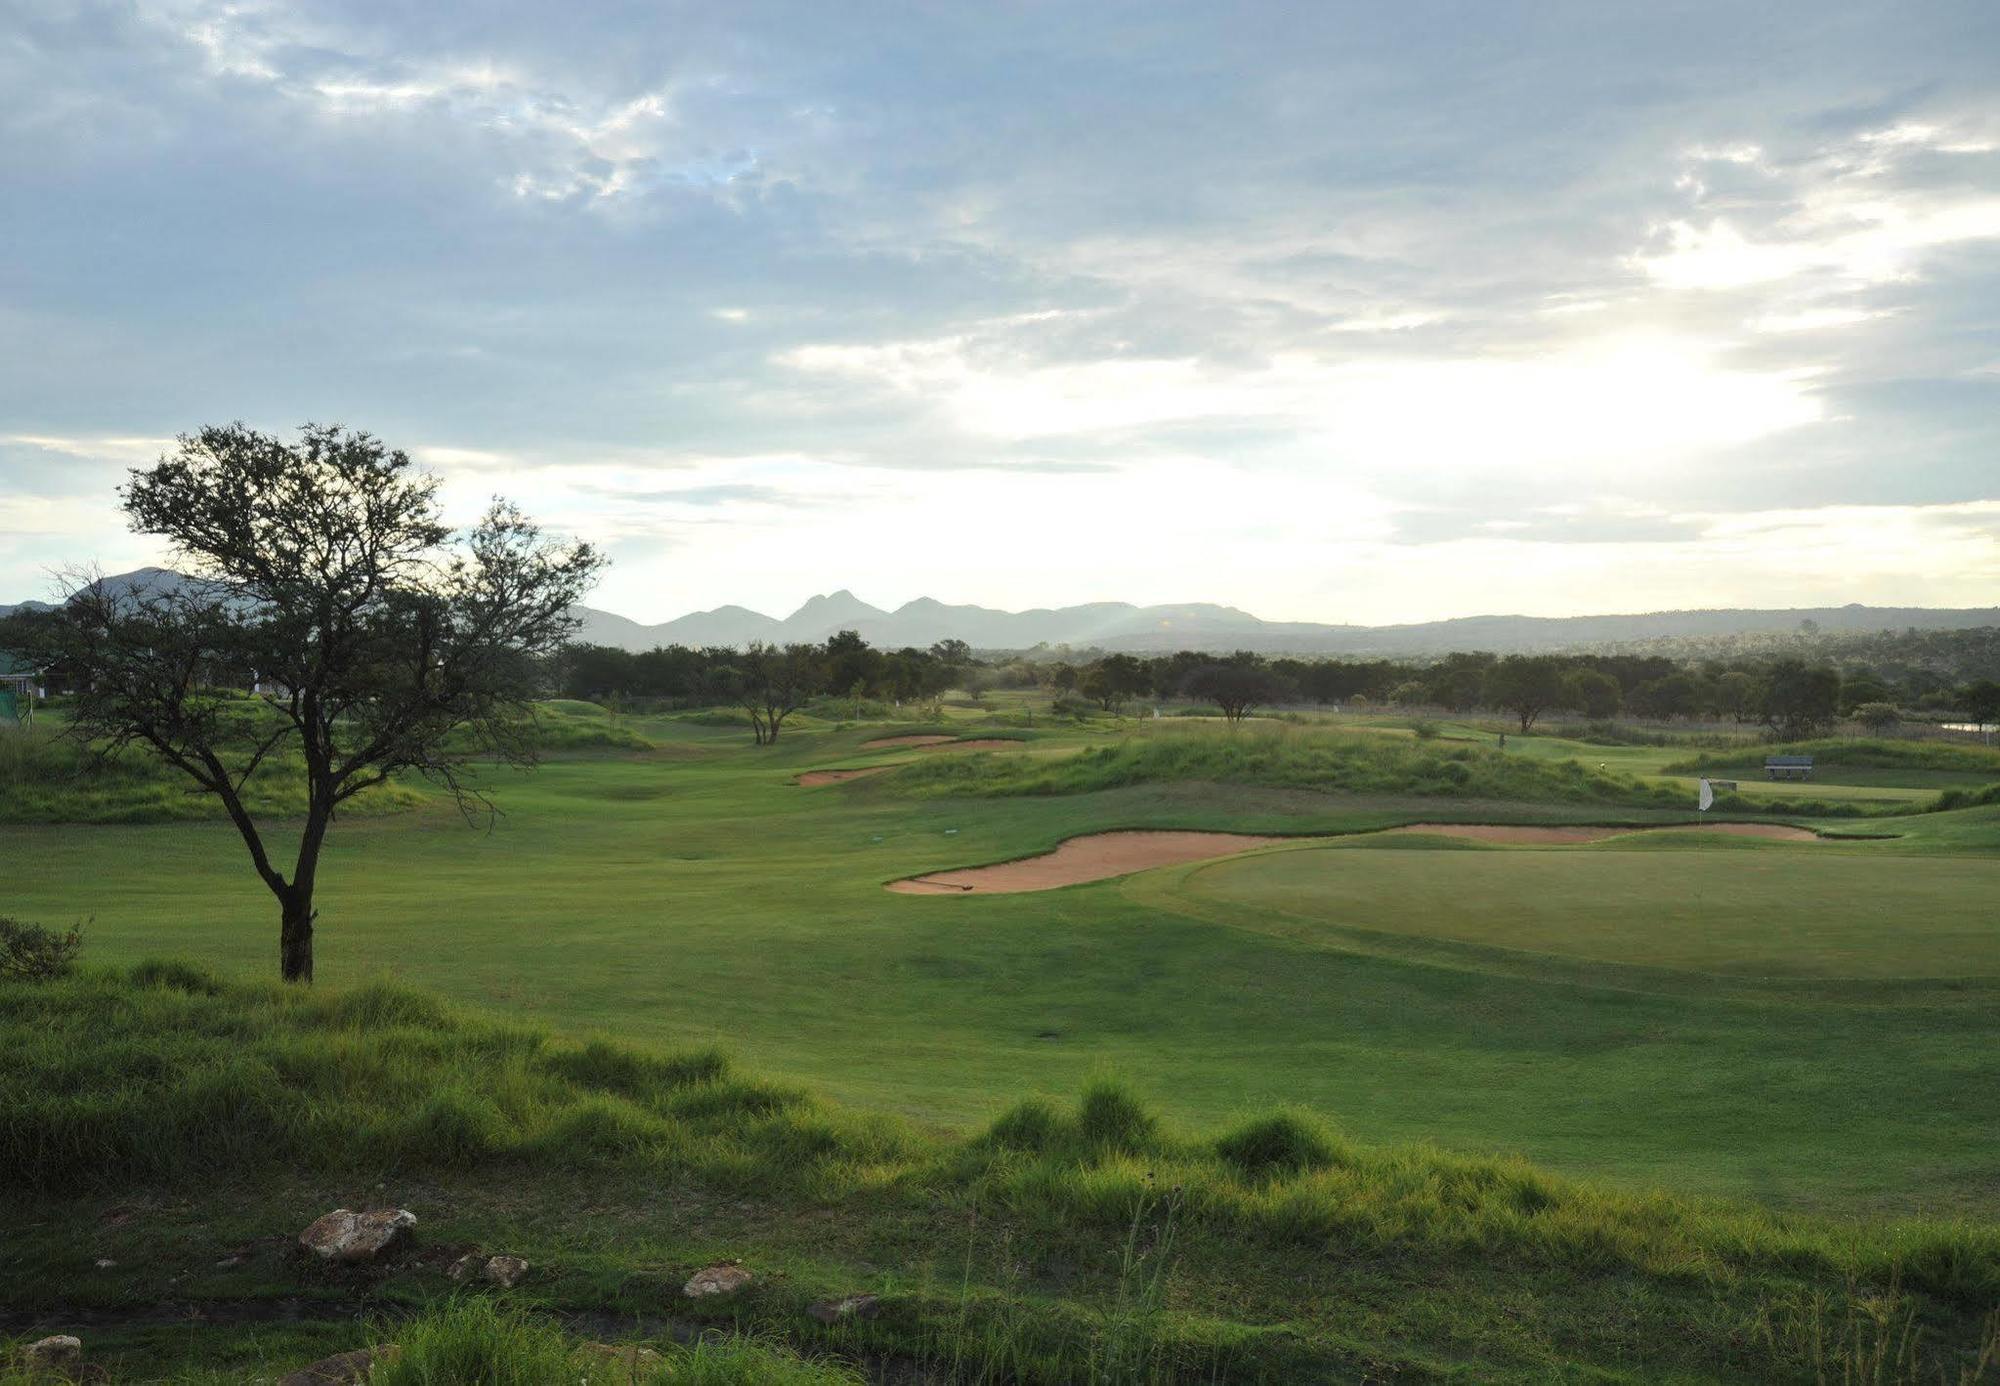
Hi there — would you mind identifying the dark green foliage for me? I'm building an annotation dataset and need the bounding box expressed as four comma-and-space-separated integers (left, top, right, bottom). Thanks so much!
0, 917, 83, 980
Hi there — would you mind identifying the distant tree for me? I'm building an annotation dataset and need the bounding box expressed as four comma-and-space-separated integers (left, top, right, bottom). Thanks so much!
1045, 662, 1079, 698
1483, 655, 1568, 732
1711, 670, 1757, 723
1757, 660, 1841, 739
1080, 654, 1148, 711
1853, 701, 1902, 733
1839, 675, 1892, 714
1184, 661, 1296, 724
928, 638, 972, 670
10, 424, 602, 983
1629, 672, 1700, 721
1428, 652, 1495, 713
708, 642, 824, 744
1962, 680, 2000, 732
823, 629, 881, 700
1564, 668, 1623, 719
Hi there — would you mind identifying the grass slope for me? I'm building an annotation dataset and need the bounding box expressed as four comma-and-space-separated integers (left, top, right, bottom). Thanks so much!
6, 967, 1999, 1383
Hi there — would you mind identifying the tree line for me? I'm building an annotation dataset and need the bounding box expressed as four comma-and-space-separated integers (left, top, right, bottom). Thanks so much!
557, 636, 1998, 737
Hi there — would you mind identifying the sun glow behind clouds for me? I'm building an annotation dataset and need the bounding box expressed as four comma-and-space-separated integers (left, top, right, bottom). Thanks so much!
783, 333, 1824, 476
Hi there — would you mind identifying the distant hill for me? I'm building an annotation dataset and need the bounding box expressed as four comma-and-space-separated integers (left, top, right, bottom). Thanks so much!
569, 590, 2000, 656
9, 572, 1999, 656
0, 567, 191, 620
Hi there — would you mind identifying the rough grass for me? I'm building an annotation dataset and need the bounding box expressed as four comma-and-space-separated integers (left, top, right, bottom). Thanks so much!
1664, 737, 2000, 776
7, 966, 2000, 1385
893, 723, 1710, 809
0, 699, 648, 824
0, 723, 425, 825
371, 1299, 862, 1386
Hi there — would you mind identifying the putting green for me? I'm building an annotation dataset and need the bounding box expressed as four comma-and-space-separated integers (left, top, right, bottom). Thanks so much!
1180, 843, 2000, 979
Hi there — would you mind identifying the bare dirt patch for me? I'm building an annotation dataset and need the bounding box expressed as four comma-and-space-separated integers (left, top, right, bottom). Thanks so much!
795, 767, 894, 787
1383, 822, 1824, 845
863, 735, 958, 748
886, 830, 1290, 895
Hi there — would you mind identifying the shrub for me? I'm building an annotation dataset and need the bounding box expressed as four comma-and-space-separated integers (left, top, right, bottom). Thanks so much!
0, 917, 83, 981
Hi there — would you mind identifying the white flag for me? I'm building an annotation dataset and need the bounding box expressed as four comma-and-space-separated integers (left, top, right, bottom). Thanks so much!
1698, 778, 1714, 812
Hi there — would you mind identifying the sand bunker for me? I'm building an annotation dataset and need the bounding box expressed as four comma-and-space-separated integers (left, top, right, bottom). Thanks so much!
918, 738, 1021, 752
1383, 822, 1823, 845
864, 734, 958, 748
887, 830, 1289, 895
795, 766, 894, 787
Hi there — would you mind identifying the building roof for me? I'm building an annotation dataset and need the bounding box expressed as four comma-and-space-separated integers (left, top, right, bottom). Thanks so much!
0, 651, 42, 679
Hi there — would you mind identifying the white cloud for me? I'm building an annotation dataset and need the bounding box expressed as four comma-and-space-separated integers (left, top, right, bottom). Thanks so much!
781, 331, 1824, 477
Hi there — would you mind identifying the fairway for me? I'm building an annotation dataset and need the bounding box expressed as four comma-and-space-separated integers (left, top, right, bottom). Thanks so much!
1180, 841, 2000, 978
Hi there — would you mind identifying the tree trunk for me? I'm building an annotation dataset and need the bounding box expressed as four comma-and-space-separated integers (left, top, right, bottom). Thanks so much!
280, 891, 315, 984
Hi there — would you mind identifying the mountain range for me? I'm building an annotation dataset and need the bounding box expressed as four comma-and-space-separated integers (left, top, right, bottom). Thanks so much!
6, 571, 1997, 657
569, 589, 2000, 656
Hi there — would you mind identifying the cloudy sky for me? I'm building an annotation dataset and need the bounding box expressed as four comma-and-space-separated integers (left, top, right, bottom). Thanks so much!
4, 2, 1998, 624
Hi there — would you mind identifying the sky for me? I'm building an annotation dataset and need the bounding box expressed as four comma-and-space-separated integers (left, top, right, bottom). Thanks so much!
3, 2, 1999, 626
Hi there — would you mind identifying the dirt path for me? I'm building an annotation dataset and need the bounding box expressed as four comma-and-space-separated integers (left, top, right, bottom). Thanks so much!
1382, 822, 1824, 845
795, 766, 894, 786
886, 830, 1290, 894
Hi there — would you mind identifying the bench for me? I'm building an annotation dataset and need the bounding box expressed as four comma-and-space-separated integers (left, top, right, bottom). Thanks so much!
1764, 755, 1814, 781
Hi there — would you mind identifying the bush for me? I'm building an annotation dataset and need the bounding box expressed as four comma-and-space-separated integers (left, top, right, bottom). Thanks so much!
0, 917, 83, 980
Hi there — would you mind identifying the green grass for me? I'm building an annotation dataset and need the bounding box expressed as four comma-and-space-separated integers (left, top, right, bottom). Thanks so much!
5, 711, 2000, 1228
1177, 842, 2000, 979
7, 967, 2000, 1383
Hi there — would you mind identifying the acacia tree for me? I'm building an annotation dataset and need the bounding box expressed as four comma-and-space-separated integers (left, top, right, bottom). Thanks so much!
1483, 655, 1569, 732
1184, 661, 1295, 724
17, 424, 603, 983
709, 642, 824, 744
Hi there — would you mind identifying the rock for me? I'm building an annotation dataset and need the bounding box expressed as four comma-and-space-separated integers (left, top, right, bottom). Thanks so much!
484, 1255, 529, 1288
92, 1259, 116, 1270
682, 1262, 753, 1298
448, 1252, 529, 1287
572, 1344, 665, 1382
21, 1337, 82, 1377
298, 1209, 416, 1264
807, 1292, 881, 1323
276, 1346, 400, 1386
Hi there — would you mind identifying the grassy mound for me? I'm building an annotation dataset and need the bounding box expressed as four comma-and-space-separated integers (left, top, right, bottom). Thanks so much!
6, 967, 2000, 1381
0, 721, 425, 825
1664, 737, 2000, 776
0, 700, 652, 824
892, 724, 1699, 808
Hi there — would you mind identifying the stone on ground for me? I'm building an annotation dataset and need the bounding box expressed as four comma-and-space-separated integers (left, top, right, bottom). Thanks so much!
682, 1262, 753, 1297
20, 1336, 83, 1377
807, 1292, 882, 1323
298, 1209, 417, 1263
276, 1346, 399, 1386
